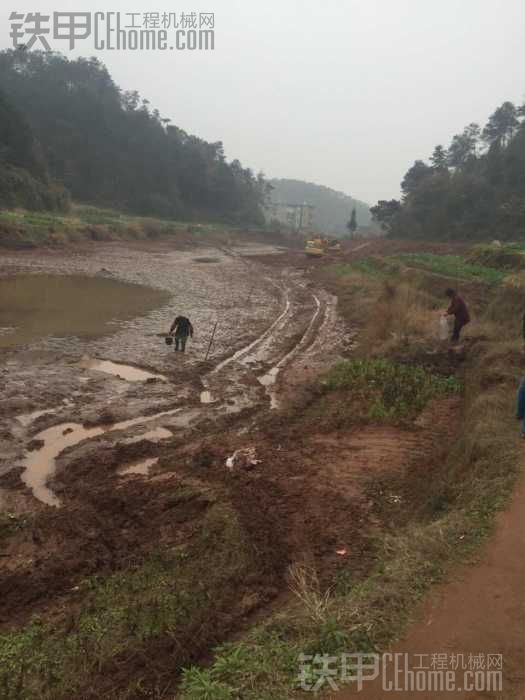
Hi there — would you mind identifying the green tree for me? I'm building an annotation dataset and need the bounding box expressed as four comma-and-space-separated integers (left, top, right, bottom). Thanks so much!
0, 88, 68, 211
370, 199, 401, 234
370, 99, 525, 241
430, 145, 448, 171
0, 49, 267, 223
401, 160, 432, 197
346, 206, 357, 236
447, 123, 480, 168
482, 101, 519, 147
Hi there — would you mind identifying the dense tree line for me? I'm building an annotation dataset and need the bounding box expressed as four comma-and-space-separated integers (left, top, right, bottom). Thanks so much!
371, 100, 525, 240
0, 50, 268, 222
0, 87, 69, 210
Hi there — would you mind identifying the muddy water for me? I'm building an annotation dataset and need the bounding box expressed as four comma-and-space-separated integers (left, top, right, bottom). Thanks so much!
78, 357, 166, 382
119, 457, 159, 476
0, 246, 281, 371
0, 274, 169, 347
21, 409, 181, 506
21, 422, 105, 506
16, 407, 59, 427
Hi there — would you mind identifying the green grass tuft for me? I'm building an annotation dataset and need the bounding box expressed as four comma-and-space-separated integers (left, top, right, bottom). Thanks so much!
390, 253, 506, 284
322, 358, 461, 420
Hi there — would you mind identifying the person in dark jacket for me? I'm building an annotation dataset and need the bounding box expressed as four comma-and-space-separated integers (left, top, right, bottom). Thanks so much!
517, 327, 525, 436
516, 370, 525, 438
168, 315, 194, 352
445, 288, 470, 343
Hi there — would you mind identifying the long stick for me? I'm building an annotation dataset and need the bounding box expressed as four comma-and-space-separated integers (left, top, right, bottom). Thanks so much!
205, 321, 218, 361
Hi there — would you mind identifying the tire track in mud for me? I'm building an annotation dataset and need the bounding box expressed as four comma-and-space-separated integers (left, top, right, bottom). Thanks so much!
202, 271, 340, 411
213, 280, 292, 373
258, 293, 322, 408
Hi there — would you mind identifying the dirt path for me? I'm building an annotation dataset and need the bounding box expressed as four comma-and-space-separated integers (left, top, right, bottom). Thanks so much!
327, 468, 525, 700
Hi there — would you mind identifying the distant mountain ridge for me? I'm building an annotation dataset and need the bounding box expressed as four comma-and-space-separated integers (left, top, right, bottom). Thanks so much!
269, 178, 371, 236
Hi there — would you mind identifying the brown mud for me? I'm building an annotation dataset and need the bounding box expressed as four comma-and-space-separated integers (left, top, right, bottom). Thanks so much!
0, 238, 466, 697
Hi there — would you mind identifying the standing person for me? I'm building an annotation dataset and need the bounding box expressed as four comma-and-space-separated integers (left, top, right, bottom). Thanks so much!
168, 315, 194, 353
445, 288, 470, 343
517, 369, 525, 438
517, 338, 525, 437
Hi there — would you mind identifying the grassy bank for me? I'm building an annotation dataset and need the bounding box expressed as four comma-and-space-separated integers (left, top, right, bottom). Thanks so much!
389, 252, 507, 284
331, 252, 507, 286
321, 358, 460, 421
0, 205, 274, 250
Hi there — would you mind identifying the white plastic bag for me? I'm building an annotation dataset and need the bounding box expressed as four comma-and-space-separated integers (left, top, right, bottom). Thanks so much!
439, 315, 449, 340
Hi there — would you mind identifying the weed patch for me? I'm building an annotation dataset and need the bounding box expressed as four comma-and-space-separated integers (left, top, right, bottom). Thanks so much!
390, 253, 506, 285
0, 501, 255, 700
0, 513, 28, 540
321, 358, 460, 421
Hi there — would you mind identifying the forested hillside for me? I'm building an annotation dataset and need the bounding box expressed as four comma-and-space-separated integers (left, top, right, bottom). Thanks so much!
371, 101, 525, 240
0, 88, 68, 211
0, 50, 268, 223
269, 178, 370, 236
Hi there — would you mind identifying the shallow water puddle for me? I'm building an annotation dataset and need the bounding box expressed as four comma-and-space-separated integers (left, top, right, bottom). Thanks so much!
78, 357, 166, 382
22, 422, 105, 507
119, 457, 159, 476
0, 274, 169, 348
258, 367, 279, 387
21, 408, 182, 507
16, 407, 59, 428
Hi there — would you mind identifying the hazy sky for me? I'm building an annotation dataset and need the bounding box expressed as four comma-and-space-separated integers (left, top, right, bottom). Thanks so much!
1, 0, 525, 204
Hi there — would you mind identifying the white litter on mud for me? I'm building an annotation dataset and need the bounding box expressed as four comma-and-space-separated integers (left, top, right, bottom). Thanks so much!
78, 357, 166, 382
0, 326, 16, 337
225, 447, 261, 471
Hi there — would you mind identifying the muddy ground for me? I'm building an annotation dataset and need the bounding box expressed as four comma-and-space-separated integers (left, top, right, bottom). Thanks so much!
0, 239, 352, 612
0, 238, 463, 697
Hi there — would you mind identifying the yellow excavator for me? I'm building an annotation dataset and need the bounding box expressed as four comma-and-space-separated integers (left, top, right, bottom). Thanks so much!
305, 238, 325, 257
304, 236, 341, 257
